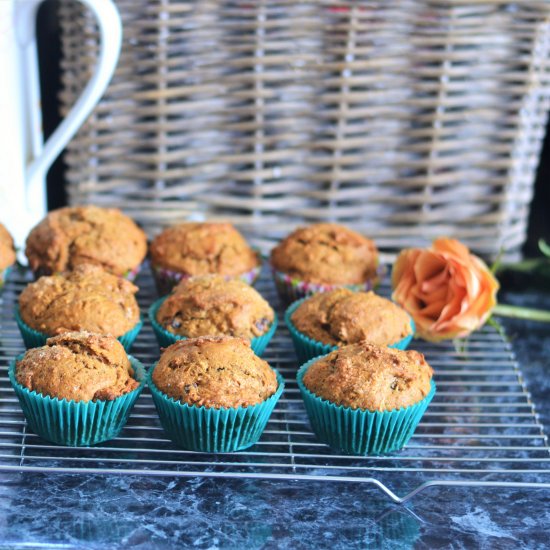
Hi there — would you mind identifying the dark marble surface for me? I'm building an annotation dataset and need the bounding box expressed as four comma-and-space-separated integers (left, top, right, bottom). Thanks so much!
1, 289, 549, 549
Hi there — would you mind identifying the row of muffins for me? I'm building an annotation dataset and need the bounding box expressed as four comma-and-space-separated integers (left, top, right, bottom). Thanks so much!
2, 204, 381, 300
4, 206, 435, 455
11, 330, 433, 455
15, 265, 414, 361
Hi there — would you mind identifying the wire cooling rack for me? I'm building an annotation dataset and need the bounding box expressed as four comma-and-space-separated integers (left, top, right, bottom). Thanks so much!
0, 267, 549, 504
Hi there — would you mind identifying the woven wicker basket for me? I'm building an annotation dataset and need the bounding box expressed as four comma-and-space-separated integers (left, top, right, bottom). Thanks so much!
58, 1, 550, 259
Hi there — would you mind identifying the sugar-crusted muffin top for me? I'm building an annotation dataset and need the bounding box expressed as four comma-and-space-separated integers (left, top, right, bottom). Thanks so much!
18, 264, 140, 337
152, 336, 278, 409
15, 331, 139, 402
302, 342, 433, 411
150, 222, 259, 276
156, 275, 274, 339
25, 205, 147, 277
0, 223, 16, 270
291, 288, 412, 347
270, 223, 378, 285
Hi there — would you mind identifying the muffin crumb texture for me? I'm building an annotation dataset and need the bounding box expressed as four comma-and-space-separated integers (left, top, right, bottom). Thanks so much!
270, 223, 378, 285
291, 289, 411, 346
25, 205, 147, 276
303, 342, 433, 411
19, 264, 140, 337
157, 275, 274, 339
152, 336, 278, 408
15, 331, 139, 402
0, 223, 15, 270
150, 222, 259, 276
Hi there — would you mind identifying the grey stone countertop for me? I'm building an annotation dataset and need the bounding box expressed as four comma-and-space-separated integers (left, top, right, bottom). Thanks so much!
0, 288, 548, 549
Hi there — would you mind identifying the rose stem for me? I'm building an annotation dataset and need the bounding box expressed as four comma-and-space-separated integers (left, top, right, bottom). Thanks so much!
493, 304, 550, 323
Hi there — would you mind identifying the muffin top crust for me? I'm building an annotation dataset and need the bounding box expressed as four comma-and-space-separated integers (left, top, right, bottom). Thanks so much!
152, 336, 278, 409
25, 205, 147, 276
0, 223, 16, 270
15, 331, 139, 402
150, 222, 259, 276
156, 275, 274, 340
291, 288, 412, 347
270, 223, 378, 285
302, 342, 433, 411
18, 264, 140, 337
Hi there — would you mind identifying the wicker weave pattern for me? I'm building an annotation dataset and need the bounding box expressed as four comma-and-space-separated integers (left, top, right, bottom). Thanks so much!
59, 1, 550, 259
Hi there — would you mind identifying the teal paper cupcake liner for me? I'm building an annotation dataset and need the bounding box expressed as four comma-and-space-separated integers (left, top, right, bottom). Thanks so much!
148, 365, 284, 452
0, 265, 11, 289
284, 298, 415, 364
297, 357, 435, 455
271, 265, 385, 305
14, 305, 143, 352
148, 296, 277, 356
9, 354, 145, 446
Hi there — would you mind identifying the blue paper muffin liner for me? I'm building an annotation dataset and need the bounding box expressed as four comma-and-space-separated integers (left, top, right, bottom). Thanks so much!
14, 305, 143, 352
151, 251, 263, 296
148, 365, 284, 452
297, 357, 436, 455
284, 297, 415, 364
0, 266, 11, 289
9, 354, 145, 446
271, 265, 386, 305
148, 296, 277, 356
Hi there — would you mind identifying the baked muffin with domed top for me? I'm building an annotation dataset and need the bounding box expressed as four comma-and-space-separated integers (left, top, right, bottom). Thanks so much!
15, 331, 140, 403
152, 336, 277, 409
156, 275, 274, 339
149, 222, 261, 295
18, 264, 140, 338
9, 331, 145, 446
270, 223, 379, 303
291, 288, 412, 347
297, 342, 435, 455
25, 205, 147, 279
149, 336, 284, 452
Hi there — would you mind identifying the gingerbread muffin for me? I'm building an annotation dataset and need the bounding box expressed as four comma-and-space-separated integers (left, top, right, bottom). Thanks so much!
149, 336, 283, 452
291, 289, 412, 347
15, 332, 139, 402
270, 223, 379, 303
10, 331, 145, 446
25, 206, 147, 278
18, 264, 141, 339
149, 222, 261, 294
152, 336, 277, 409
156, 275, 274, 339
303, 343, 432, 411
0, 222, 16, 271
297, 342, 435, 455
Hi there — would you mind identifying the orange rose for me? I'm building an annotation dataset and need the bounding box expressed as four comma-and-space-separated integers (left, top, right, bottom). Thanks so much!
391, 238, 499, 342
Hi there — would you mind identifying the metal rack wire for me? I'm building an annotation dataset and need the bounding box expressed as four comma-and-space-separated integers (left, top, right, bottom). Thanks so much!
1, 267, 549, 504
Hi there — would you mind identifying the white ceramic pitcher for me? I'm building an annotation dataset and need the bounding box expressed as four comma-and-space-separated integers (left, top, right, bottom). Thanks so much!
0, 0, 121, 250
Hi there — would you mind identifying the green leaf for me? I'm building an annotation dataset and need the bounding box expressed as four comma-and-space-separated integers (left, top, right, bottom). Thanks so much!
538, 239, 550, 258
490, 247, 505, 274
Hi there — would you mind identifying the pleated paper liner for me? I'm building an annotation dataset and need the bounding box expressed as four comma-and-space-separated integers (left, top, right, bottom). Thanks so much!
151, 252, 263, 296
148, 297, 277, 356
0, 266, 11, 290
148, 365, 284, 453
271, 265, 385, 306
8, 354, 146, 447
285, 297, 415, 364
297, 357, 436, 456
14, 305, 143, 352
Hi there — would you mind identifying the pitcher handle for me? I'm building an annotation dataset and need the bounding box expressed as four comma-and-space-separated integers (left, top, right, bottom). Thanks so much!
24, 0, 122, 214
